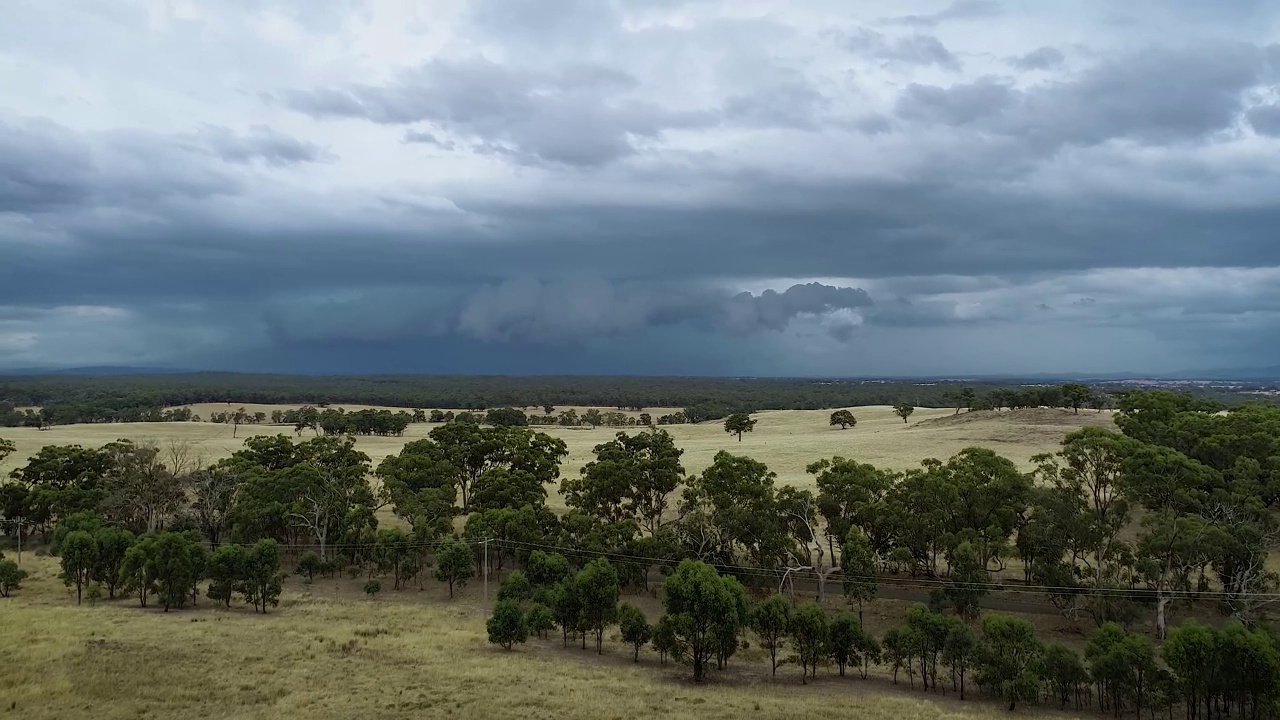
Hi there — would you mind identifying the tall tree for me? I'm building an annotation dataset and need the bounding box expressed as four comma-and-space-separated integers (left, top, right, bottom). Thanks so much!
285, 436, 375, 561
576, 558, 621, 654
433, 537, 475, 598
189, 461, 248, 549
828, 611, 860, 677
59, 530, 98, 605
841, 527, 878, 623
722, 413, 756, 441
750, 593, 791, 676
617, 603, 652, 661
487, 600, 528, 650
661, 559, 743, 681
1062, 383, 1092, 414
92, 526, 134, 599
562, 430, 684, 534
239, 539, 282, 613
206, 543, 248, 607
789, 602, 829, 683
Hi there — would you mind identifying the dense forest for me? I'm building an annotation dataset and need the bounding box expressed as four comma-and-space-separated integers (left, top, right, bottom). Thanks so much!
1, 372, 1269, 427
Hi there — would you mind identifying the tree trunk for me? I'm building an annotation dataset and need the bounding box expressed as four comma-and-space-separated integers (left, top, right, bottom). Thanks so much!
1156, 590, 1169, 640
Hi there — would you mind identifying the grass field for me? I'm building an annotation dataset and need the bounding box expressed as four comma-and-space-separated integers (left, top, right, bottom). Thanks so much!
0, 552, 1079, 720
0, 406, 1116, 511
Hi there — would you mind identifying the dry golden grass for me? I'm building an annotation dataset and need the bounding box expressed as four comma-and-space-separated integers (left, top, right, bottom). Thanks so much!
0, 407, 1115, 511
0, 553, 1083, 720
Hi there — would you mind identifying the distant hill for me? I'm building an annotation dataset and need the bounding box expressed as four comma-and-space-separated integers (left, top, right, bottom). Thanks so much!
0, 365, 194, 376
1164, 366, 1280, 381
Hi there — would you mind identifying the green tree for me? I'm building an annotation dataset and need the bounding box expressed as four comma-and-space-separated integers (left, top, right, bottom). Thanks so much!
561, 430, 684, 533
485, 407, 528, 427
487, 599, 529, 650
526, 550, 571, 589
59, 530, 98, 605
1041, 642, 1088, 710
750, 593, 791, 676
829, 409, 857, 429
526, 602, 555, 639
0, 558, 27, 597
207, 543, 248, 607
618, 602, 652, 661
374, 528, 421, 590
978, 614, 1044, 710
119, 535, 158, 607
935, 541, 988, 621
723, 413, 756, 441
576, 558, 620, 654
295, 551, 322, 583
789, 601, 829, 683
550, 578, 584, 648
841, 527, 878, 623
239, 539, 282, 613
189, 461, 247, 548
498, 570, 532, 603
433, 537, 475, 598
893, 402, 914, 423
1062, 383, 1092, 414
151, 531, 201, 611
92, 526, 134, 599
828, 611, 860, 677
284, 436, 376, 562
852, 623, 882, 680
364, 580, 381, 596
943, 624, 977, 699
662, 559, 742, 681
651, 615, 683, 665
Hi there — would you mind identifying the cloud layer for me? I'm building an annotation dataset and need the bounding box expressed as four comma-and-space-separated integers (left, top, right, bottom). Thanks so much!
2, 0, 1279, 375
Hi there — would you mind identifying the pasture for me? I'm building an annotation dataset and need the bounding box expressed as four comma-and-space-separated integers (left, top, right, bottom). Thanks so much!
0, 406, 1116, 510
1, 551, 1068, 720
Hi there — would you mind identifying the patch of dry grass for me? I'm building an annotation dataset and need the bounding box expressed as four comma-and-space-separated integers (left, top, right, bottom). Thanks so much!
0, 554, 1078, 720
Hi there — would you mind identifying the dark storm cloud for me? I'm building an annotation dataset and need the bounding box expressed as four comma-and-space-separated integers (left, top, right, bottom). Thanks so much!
1011, 46, 1065, 70
5, 0, 1280, 374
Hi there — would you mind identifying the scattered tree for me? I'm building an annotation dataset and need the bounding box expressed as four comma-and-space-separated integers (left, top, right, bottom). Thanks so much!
434, 537, 475, 598
829, 410, 857, 429
618, 603, 652, 661
893, 403, 914, 424
487, 599, 529, 650
723, 413, 757, 441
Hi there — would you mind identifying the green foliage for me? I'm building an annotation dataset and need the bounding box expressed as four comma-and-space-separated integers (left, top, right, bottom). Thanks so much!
207, 544, 248, 607
750, 593, 791, 676
651, 614, 683, 665
363, 580, 381, 596
942, 623, 977, 698
91, 526, 134, 599
487, 599, 528, 650
893, 402, 914, 423
119, 535, 158, 607
576, 558, 621, 654
617, 603, 652, 661
661, 559, 743, 681
0, 559, 28, 597
484, 407, 528, 427
150, 531, 205, 611
561, 430, 684, 533
1040, 642, 1088, 709
829, 410, 857, 429
433, 537, 475, 598
525, 550, 571, 589
1062, 383, 1093, 413
977, 614, 1044, 710
238, 539, 282, 613
789, 602, 829, 683
827, 611, 860, 677
374, 528, 421, 590
295, 551, 322, 583
550, 578, 584, 648
59, 529, 98, 605
840, 527, 877, 621
497, 570, 532, 603
934, 541, 988, 620
722, 413, 756, 441
525, 602, 555, 639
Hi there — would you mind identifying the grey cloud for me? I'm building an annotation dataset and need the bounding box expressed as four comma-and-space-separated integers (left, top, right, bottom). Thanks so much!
1011, 46, 1065, 70
402, 129, 457, 150
189, 125, 330, 167
896, 43, 1272, 148
895, 77, 1013, 125
880, 0, 1003, 27
282, 57, 716, 166
1248, 104, 1280, 136
0, 119, 94, 211
846, 29, 963, 71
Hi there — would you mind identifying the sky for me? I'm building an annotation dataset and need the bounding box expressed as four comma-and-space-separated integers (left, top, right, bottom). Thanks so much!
3, 0, 1280, 376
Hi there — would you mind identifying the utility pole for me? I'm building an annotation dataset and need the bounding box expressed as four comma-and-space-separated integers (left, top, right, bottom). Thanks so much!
482, 538, 491, 604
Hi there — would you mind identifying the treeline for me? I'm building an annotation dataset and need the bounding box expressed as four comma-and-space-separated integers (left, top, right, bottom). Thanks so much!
5, 373, 1261, 428
487, 555, 1280, 717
